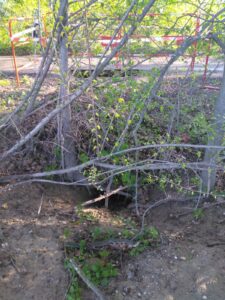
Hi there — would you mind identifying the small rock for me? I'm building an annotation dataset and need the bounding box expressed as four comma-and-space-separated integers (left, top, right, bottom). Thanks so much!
202, 296, 207, 300
123, 286, 131, 295
1, 242, 8, 248
180, 256, 186, 261
137, 292, 142, 298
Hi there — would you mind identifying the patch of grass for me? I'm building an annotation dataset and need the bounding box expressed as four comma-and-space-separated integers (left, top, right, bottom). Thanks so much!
0, 79, 11, 87
82, 259, 118, 287
129, 226, 160, 256
91, 226, 116, 241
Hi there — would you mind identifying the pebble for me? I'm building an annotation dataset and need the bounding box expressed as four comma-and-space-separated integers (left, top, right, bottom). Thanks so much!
202, 296, 207, 300
137, 292, 142, 298
127, 270, 134, 280
180, 256, 186, 261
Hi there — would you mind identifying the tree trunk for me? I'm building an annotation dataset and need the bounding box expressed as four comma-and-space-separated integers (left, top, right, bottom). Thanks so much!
202, 59, 225, 194
58, 0, 81, 182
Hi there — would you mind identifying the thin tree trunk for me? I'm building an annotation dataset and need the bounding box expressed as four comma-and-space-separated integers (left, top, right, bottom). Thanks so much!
202, 59, 225, 194
58, 0, 81, 181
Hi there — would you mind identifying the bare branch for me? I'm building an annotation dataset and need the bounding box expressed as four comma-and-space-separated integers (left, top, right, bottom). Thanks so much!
81, 186, 128, 206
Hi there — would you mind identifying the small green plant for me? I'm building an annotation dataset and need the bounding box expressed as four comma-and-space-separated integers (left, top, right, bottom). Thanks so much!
79, 152, 89, 163
148, 226, 160, 239
130, 226, 160, 256
91, 227, 103, 240
44, 163, 58, 179
21, 75, 31, 85
63, 228, 71, 239
64, 260, 82, 300
82, 260, 118, 287
99, 249, 110, 259
79, 240, 86, 256
91, 226, 117, 241
121, 228, 135, 239
193, 208, 204, 220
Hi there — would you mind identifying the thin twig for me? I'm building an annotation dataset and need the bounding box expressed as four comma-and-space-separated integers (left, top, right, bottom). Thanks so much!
37, 193, 44, 216
133, 197, 199, 240
81, 186, 128, 206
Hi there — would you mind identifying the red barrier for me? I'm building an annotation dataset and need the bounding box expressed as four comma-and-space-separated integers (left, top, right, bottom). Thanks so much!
8, 17, 47, 86
9, 13, 212, 84
97, 14, 206, 73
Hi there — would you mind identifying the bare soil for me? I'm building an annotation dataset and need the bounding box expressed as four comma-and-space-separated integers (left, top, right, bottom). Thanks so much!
0, 184, 225, 300
108, 201, 225, 300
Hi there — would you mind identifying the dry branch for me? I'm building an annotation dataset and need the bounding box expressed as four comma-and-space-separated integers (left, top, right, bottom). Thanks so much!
1, 143, 225, 185
81, 186, 128, 207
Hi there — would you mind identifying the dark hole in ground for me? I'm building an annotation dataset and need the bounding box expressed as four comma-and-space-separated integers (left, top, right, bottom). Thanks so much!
89, 189, 132, 210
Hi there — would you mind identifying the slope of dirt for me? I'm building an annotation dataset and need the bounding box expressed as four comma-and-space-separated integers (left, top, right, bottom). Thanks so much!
0, 184, 89, 300
0, 184, 225, 300
108, 202, 225, 300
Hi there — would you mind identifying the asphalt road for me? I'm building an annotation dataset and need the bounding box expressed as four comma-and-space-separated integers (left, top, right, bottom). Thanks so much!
0, 55, 224, 78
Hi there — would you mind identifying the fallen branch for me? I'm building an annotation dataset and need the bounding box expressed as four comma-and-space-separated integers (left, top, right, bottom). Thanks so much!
69, 259, 106, 300
0, 152, 224, 185
81, 186, 128, 207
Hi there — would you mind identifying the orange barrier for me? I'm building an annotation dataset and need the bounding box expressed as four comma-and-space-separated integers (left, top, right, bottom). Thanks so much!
8, 17, 47, 86
9, 13, 213, 84
92, 14, 210, 77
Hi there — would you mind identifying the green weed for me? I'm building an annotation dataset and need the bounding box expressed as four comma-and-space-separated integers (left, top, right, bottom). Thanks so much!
193, 208, 204, 220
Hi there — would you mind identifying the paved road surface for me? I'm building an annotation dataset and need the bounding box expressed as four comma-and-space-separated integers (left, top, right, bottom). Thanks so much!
0, 55, 224, 78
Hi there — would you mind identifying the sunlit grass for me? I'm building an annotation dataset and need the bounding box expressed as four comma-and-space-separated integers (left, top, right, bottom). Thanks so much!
0, 79, 11, 87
